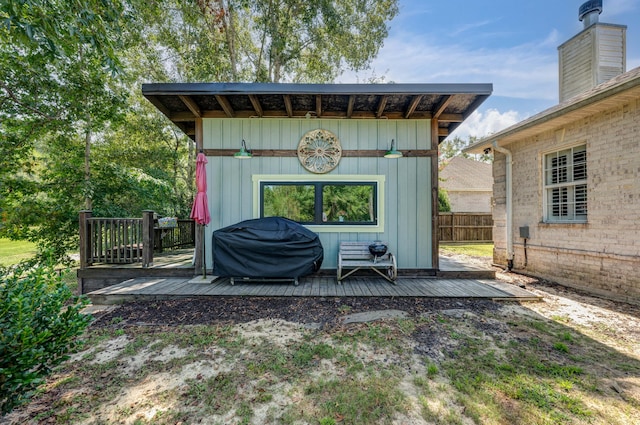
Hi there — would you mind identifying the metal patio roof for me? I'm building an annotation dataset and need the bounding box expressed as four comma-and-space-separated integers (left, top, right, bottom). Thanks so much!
142, 82, 492, 143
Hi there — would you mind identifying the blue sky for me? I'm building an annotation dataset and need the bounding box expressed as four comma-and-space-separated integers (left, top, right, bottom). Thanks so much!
340, 0, 640, 140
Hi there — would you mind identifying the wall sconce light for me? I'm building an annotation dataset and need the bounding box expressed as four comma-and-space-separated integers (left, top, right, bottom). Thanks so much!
233, 139, 252, 159
384, 139, 403, 158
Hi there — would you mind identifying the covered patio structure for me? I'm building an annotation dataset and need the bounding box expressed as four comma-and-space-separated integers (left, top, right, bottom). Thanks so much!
142, 82, 493, 278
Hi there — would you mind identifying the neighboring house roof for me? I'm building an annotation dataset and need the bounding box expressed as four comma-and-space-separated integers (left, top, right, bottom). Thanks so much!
465, 66, 640, 153
142, 82, 492, 143
440, 156, 492, 192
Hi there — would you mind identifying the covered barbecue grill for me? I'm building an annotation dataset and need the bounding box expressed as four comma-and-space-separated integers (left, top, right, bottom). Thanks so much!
211, 217, 323, 285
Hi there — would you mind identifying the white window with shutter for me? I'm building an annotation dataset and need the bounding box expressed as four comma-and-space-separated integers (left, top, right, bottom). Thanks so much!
543, 145, 587, 222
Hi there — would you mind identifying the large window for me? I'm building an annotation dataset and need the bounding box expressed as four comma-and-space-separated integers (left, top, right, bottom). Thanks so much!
261, 182, 377, 225
544, 145, 587, 222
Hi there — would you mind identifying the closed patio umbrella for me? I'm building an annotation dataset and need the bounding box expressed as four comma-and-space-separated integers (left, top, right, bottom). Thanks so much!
190, 152, 210, 277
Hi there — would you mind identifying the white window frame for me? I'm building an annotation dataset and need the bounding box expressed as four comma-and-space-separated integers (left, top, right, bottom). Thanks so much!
252, 174, 385, 233
542, 144, 587, 223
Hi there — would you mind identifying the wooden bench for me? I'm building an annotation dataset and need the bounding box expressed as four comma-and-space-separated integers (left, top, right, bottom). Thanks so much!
337, 241, 397, 284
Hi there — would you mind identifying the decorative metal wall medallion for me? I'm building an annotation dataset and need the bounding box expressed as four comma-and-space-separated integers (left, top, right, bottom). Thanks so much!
297, 129, 342, 174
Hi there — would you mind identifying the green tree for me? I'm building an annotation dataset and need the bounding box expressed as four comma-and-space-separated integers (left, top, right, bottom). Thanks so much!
194, 0, 399, 82
0, 0, 133, 260
439, 136, 492, 163
1, 0, 399, 263
438, 188, 451, 212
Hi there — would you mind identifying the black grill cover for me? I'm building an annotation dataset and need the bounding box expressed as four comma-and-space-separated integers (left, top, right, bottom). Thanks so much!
211, 217, 324, 278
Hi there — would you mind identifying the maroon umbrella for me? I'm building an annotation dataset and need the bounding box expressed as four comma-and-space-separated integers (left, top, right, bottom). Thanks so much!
190, 152, 210, 277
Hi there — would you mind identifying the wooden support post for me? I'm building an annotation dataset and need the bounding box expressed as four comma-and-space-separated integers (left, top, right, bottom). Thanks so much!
142, 210, 155, 267
194, 224, 205, 276
79, 210, 92, 269
193, 224, 204, 275
431, 119, 440, 271
193, 118, 204, 274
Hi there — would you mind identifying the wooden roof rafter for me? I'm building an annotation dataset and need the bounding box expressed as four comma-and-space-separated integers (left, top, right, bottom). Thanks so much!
283, 94, 293, 117
215, 95, 235, 118
376, 95, 388, 119
178, 95, 202, 118
404, 95, 423, 119
433, 95, 453, 119
248, 94, 263, 117
346, 95, 355, 118
142, 82, 493, 143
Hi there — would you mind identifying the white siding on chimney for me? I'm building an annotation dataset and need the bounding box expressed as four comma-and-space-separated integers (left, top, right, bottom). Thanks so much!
558, 23, 626, 102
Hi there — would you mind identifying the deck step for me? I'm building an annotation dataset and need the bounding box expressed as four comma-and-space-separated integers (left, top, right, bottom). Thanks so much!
87, 276, 541, 305
436, 269, 496, 279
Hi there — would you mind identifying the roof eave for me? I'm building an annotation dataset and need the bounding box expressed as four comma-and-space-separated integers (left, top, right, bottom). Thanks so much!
142, 82, 493, 143
141, 82, 493, 97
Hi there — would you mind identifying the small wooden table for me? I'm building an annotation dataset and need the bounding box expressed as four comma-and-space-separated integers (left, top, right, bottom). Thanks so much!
337, 241, 397, 284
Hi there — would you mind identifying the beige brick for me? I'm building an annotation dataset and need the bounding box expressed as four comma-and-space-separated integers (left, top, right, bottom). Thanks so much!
492, 98, 640, 304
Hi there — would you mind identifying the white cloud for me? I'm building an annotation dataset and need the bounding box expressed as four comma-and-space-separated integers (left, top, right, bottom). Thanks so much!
450, 108, 522, 140
341, 30, 558, 101
450, 19, 496, 37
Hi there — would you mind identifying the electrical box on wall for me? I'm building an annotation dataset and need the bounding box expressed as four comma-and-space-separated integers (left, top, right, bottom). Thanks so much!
519, 226, 530, 239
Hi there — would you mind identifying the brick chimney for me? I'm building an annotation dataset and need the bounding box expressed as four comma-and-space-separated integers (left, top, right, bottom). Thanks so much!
558, 0, 626, 102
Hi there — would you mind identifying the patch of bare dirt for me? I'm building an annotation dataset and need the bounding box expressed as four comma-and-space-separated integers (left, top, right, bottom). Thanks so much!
90, 296, 502, 329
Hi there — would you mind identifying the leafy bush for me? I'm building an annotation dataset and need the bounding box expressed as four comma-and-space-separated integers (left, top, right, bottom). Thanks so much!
0, 259, 92, 414
438, 187, 451, 212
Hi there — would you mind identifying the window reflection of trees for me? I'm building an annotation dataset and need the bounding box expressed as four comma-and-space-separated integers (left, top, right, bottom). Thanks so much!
322, 185, 374, 223
262, 182, 376, 224
263, 185, 315, 222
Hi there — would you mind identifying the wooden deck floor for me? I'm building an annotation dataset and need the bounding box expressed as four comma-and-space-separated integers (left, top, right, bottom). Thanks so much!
87, 275, 540, 305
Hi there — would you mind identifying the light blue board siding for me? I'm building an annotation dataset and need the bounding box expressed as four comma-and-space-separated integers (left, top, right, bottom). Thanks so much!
202, 118, 433, 270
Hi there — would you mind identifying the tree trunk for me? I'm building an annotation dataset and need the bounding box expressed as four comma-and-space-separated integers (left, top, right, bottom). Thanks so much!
198, 0, 239, 80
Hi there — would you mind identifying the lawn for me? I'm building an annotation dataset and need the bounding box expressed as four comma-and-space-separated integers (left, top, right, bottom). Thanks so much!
440, 242, 493, 258
0, 238, 77, 290
0, 238, 38, 266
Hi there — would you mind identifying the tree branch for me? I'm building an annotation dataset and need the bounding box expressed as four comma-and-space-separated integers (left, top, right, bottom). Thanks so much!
0, 80, 60, 121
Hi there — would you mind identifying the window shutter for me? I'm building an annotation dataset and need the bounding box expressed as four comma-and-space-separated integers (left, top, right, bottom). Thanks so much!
573, 149, 587, 181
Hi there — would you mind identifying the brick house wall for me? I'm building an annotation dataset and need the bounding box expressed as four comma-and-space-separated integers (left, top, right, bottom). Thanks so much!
493, 98, 640, 304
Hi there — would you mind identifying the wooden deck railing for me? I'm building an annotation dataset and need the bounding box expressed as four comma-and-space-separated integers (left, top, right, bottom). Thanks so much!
438, 212, 493, 242
79, 211, 195, 268
154, 219, 196, 252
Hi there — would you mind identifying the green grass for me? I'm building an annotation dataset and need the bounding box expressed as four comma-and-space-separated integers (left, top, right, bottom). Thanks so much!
0, 238, 79, 292
440, 242, 493, 258
0, 238, 38, 266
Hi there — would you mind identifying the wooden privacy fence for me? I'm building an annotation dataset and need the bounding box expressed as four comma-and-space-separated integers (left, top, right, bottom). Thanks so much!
438, 212, 493, 242
79, 210, 195, 268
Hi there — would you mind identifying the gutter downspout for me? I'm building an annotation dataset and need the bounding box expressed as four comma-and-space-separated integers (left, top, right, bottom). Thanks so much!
492, 141, 514, 270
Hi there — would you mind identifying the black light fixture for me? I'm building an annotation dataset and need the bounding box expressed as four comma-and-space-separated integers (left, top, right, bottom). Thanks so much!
384, 139, 403, 158
234, 139, 252, 159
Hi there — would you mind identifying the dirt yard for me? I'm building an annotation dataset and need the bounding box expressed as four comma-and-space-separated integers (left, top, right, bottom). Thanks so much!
4, 262, 640, 425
